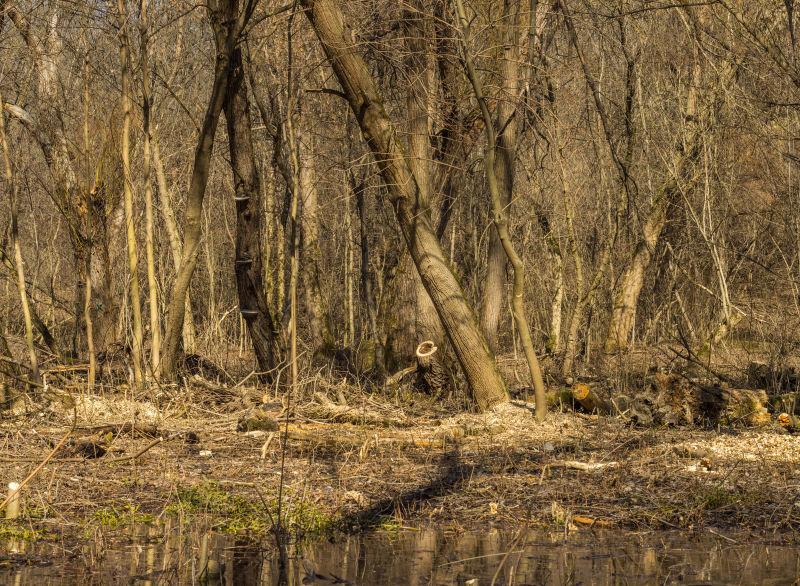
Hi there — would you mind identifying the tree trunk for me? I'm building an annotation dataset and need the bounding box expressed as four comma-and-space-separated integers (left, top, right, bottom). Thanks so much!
223, 44, 283, 376
139, 0, 161, 377
404, 1, 446, 393
152, 138, 197, 352
301, 0, 508, 411
604, 8, 709, 355
480, 0, 523, 353
454, 0, 546, 419
160, 0, 247, 380
117, 0, 145, 388
298, 132, 334, 354
354, 176, 385, 375
0, 89, 39, 384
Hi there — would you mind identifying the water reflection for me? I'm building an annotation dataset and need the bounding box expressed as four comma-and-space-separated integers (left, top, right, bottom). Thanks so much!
1, 524, 799, 584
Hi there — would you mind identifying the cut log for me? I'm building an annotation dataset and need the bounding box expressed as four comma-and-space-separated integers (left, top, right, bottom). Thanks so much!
778, 412, 800, 433
571, 383, 612, 414
651, 374, 770, 427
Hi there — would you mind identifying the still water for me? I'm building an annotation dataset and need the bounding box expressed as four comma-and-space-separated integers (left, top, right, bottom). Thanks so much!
1, 525, 799, 584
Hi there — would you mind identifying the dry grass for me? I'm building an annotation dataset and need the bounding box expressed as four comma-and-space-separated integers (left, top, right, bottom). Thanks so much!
1, 377, 799, 548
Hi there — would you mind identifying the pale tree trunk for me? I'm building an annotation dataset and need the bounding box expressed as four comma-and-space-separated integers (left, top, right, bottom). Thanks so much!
161, 0, 253, 380
558, 146, 585, 376
223, 43, 284, 376
480, 0, 525, 353
118, 0, 145, 388
404, 0, 446, 393
301, 0, 508, 410
139, 0, 161, 377
604, 10, 708, 354
152, 138, 197, 352
4, 5, 80, 360
454, 0, 546, 419
82, 51, 96, 390
298, 132, 334, 354
0, 89, 39, 384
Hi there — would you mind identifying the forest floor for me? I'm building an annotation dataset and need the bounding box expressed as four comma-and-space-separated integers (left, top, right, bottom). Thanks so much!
1, 377, 799, 549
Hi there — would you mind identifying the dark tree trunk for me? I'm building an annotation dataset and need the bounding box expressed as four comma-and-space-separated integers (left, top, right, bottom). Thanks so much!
224, 46, 283, 376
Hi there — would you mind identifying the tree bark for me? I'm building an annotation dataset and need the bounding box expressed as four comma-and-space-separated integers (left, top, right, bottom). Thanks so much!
117, 0, 145, 388
454, 0, 546, 419
160, 0, 251, 380
404, 0, 446, 393
298, 132, 334, 354
152, 137, 197, 352
223, 44, 284, 377
139, 0, 161, 377
301, 0, 508, 410
480, 0, 523, 353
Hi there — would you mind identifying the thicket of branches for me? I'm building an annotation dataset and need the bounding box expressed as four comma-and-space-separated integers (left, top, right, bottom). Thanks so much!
1, 0, 798, 411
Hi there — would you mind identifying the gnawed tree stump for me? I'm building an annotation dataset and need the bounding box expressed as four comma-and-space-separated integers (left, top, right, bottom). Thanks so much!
415, 341, 447, 396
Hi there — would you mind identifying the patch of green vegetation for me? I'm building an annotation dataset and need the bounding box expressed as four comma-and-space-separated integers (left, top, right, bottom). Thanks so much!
698, 487, 740, 511
375, 515, 404, 533
165, 481, 334, 537
0, 522, 52, 541
23, 503, 54, 520
92, 503, 155, 529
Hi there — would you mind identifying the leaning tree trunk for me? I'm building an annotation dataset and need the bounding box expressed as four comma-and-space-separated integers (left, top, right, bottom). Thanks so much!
604, 8, 712, 355
152, 138, 197, 352
223, 44, 284, 376
301, 0, 508, 411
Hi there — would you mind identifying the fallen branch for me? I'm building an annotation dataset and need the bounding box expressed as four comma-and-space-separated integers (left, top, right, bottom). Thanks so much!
549, 460, 619, 471
0, 423, 73, 513
384, 365, 417, 389
307, 392, 410, 427
104, 436, 167, 464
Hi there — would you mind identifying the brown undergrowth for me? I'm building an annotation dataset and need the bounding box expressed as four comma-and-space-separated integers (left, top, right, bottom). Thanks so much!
0, 377, 799, 548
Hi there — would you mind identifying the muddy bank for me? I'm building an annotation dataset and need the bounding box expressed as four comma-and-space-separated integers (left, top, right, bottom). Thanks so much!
1, 391, 799, 547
